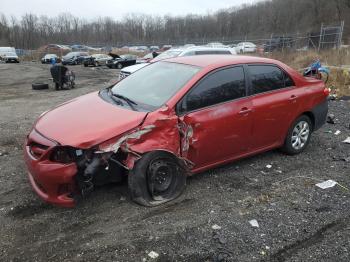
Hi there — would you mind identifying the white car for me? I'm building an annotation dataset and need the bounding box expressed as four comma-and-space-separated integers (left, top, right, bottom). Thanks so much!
41, 54, 60, 64
119, 46, 236, 80
236, 42, 257, 53
0, 52, 19, 63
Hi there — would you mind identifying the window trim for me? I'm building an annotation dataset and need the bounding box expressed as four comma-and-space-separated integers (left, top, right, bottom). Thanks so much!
176, 65, 249, 116
246, 63, 296, 97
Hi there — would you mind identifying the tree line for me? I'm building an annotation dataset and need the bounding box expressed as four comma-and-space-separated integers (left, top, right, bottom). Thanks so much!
0, 0, 349, 49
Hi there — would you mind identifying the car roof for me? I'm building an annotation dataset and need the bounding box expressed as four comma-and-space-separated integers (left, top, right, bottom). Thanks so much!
165, 55, 280, 68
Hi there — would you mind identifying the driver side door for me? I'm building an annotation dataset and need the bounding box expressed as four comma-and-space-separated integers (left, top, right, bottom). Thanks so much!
177, 66, 253, 171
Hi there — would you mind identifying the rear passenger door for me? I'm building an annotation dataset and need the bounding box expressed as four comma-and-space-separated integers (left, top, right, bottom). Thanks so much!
177, 66, 253, 169
247, 64, 299, 150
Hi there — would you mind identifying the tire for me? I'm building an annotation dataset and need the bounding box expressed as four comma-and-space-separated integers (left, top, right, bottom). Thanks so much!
84, 63, 88, 67
281, 115, 312, 155
32, 83, 49, 90
128, 151, 187, 207
116, 63, 123, 69
94, 61, 99, 67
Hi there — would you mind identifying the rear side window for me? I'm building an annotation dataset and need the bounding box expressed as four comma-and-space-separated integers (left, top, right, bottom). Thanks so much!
249, 65, 294, 94
184, 67, 246, 112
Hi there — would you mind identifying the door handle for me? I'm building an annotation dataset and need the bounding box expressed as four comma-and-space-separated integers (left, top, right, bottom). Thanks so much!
289, 95, 298, 100
239, 107, 252, 115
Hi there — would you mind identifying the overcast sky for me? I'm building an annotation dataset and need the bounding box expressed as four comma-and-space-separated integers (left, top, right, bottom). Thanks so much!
3, 0, 259, 19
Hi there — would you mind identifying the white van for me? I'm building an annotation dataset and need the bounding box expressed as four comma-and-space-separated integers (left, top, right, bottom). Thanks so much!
0, 47, 19, 63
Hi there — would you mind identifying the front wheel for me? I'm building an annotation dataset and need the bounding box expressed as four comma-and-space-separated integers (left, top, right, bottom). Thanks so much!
116, 63, 123, 69
281, 115, 312, 155
128, 151, 187, 207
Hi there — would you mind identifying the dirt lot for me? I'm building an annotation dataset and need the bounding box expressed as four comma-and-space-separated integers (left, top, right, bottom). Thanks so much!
0, 62, 349, 262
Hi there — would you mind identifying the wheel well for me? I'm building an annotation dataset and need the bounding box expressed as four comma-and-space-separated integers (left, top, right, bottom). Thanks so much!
301, 112, 315, 130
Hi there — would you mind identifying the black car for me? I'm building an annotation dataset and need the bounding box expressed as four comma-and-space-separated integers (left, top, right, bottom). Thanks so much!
106, 53, 137, 69
264, 36, 294, 52
62, 52, 90, 65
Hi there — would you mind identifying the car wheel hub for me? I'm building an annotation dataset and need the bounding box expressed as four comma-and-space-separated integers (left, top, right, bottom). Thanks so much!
148, 160, 174, 193
291, 121, 310, 150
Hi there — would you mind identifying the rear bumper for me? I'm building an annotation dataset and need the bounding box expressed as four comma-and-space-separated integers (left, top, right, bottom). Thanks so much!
311, 99, 328, 131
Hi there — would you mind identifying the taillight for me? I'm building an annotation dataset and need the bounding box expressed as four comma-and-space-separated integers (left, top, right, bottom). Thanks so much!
324, 88, 331, 97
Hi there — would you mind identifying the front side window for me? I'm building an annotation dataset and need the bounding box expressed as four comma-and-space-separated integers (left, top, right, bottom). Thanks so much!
183, 67, 246, 112
249, 65, 294, 95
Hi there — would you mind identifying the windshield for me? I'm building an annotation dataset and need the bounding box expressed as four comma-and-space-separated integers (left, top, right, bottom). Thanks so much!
151, 50, 182, 62
111, 62, 200, 108
5, 52, 17, 56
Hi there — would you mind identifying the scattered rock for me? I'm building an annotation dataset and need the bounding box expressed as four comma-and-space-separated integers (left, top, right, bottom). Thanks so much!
212, 224, 222, 230
266, 165, 272, 169
249, 219, 259, 228
326, 114, 335, 124
148, 251, 159, 259
334, 130, 341, 135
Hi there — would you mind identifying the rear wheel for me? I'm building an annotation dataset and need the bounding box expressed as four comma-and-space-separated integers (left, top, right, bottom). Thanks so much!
116, 63, 123, 69
281, 115, 312, 155
128, 151, 187, 207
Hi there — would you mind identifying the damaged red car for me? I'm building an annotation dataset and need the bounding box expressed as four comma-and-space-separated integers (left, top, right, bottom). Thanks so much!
24, 55, 329, 207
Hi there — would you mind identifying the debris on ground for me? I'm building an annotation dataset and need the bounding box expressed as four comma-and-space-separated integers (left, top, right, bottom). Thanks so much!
343, 137, 350, 144
266, 164, 272, 169
212, 224, 222, 230
316, 180, 337, 189
148, 251, 159, 259
326, 114, 335, 124
334, 130, 341, 135
0, 151, 9, 156
249, 219, 259, 228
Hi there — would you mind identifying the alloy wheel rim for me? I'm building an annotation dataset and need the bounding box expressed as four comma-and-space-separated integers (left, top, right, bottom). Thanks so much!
291, 121, 310, 150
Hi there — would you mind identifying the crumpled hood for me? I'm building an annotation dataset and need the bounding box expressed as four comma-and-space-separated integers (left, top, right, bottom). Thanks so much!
35, 92, 147, 148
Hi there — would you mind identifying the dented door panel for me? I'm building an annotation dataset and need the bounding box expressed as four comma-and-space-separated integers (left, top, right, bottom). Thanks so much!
179, 98, 253, 169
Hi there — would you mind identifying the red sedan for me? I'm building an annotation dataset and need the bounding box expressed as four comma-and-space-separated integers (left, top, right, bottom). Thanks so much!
24, 55, 329, 207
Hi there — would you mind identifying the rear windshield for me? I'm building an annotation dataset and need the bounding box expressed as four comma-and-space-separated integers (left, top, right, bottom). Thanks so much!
111, 62, 200, 108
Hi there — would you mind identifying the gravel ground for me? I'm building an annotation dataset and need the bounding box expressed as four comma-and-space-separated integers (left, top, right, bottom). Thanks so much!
0, 62, 349, 262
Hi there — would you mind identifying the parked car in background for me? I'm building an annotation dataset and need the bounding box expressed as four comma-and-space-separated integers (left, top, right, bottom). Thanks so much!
206, 42, 226, 48
24, 55, 329, 207
39, 44, 71, 53
0, 47, 16, 55
62, 52, 90, 65
119, 46, 236, 80
83, 54, 112, 67
71, 45, 100, 52
161, 45, 172, 51
106, 54, 137, 69
136, 52, 159, 64
150, 46, 160, 52
41, 54, 61, 64
236, 42, 257, 53
264, 36, 294, 52
0, 52, 19, 63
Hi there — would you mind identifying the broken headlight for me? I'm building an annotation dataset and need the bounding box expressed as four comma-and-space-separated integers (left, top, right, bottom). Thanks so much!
50, 146, 82, 164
